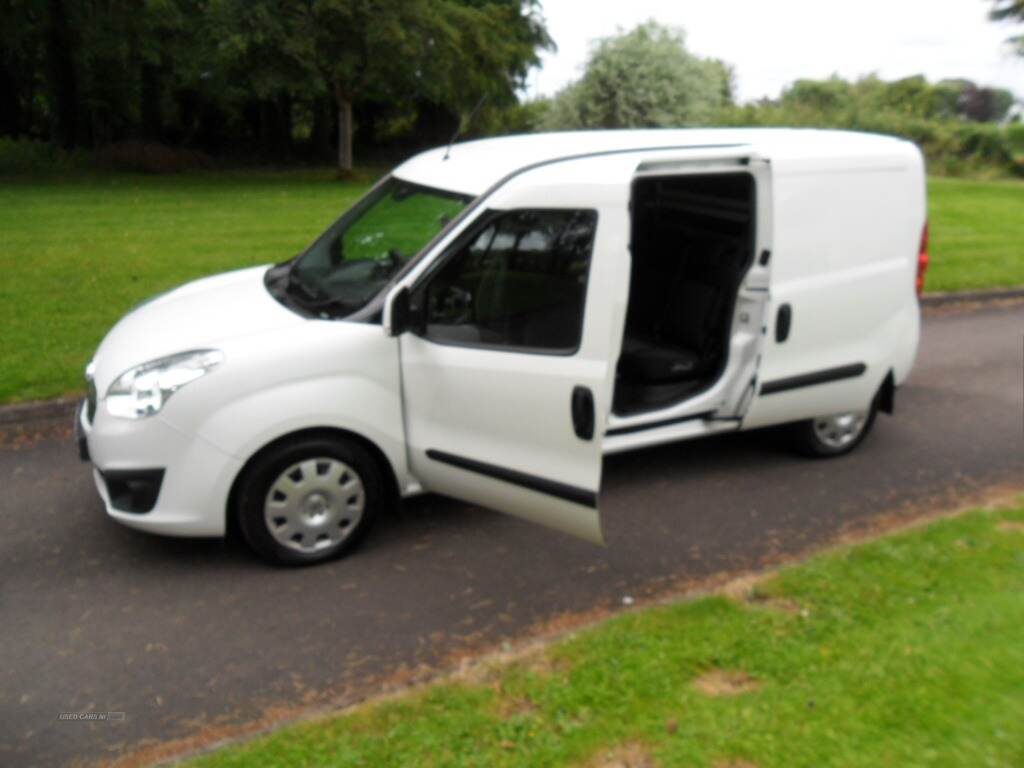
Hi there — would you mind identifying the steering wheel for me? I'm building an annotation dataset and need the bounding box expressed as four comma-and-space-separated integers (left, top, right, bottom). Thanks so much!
443, 285, 473, 324
371, 249, 405, 278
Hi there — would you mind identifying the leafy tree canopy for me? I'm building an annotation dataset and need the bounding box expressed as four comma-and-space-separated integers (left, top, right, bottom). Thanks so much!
0, 0, 553, 170
989, 0, 1024, 53
541, 21, 733, 130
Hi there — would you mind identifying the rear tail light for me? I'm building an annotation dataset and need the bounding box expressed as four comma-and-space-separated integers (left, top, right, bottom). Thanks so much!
916, 221, 929, 297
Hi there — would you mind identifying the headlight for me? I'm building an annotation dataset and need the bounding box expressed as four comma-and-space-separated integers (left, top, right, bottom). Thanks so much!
106, 349, 224, 419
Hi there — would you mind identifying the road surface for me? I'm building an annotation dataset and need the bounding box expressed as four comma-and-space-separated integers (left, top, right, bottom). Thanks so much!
1, 301, 1021, 767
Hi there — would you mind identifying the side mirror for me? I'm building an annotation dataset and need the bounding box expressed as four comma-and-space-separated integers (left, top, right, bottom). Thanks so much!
386, 287, 411, 337
386, 286, 424, 337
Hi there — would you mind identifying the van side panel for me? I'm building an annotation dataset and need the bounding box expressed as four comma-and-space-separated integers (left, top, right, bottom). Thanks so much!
742, 146, 925, 430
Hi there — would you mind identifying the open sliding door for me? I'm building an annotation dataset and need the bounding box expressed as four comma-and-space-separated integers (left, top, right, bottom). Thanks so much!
605, 155, 774, 444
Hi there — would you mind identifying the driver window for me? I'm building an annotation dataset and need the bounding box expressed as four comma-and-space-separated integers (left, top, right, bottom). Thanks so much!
422, 209, 598, 353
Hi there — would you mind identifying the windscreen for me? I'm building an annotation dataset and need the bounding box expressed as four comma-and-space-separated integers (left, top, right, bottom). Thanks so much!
286, 178, 471, 316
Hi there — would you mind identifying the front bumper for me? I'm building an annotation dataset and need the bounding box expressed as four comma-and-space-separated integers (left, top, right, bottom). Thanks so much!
77, 401, 242, 537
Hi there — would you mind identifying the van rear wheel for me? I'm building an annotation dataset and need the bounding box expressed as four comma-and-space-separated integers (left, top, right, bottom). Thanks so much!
790, 399, 878, 458
236, 436, 382, 566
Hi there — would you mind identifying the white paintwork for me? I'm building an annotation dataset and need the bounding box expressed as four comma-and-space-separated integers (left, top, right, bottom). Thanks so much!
82, 271, 408, 537
90, 266, 302, 396
392, 128, 919, 197
397, 185, 628, 544
741, 142, 925, 428
82, 129, 925, 545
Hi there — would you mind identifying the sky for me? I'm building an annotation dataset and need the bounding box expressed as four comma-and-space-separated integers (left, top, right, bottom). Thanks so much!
526, 0, 1024, 103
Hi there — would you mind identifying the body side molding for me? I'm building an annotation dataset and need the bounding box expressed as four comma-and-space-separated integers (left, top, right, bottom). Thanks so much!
760, 363, 867, 396
425, 449, 597, 508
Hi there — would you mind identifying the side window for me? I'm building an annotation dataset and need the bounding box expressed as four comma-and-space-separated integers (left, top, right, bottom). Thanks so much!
421, 209, 598, 353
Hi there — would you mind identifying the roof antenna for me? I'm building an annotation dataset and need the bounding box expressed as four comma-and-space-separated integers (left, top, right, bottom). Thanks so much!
443, 94, 487, 161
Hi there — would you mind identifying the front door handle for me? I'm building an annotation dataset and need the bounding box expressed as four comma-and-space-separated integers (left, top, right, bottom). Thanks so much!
571, 386, 595, 441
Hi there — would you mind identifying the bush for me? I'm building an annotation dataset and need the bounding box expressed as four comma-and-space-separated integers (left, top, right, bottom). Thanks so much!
715, 105, 1024, 178
96, 141, 215, 174
0, 138, 216, 176
0, 138, 91, 175
1004, 124, 1024, 173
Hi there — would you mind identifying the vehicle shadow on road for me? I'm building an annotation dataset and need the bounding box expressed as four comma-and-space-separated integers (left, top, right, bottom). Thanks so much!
97, 427, 798, 571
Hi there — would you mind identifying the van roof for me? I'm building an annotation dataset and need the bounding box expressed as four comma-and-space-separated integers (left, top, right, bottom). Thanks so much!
393, 128, 917, 196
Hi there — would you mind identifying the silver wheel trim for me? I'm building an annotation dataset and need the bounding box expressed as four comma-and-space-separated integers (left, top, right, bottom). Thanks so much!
812, 411, 868, 450
264, 458, 366, 554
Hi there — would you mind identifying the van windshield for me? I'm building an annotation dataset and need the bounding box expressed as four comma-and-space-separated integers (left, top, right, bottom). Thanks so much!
285, 178, 472, 316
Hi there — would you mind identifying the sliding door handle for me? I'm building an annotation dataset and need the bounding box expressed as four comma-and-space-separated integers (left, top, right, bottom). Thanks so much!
571, 386, 595, 441
776, 304, 792, 343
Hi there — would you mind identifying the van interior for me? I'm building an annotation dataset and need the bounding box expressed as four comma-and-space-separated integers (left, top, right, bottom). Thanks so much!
614, 172, 756, 415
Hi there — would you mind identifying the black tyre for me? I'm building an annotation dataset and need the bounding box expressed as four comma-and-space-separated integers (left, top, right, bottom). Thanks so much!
789, 393, 879, 458
236, 435, 383, 566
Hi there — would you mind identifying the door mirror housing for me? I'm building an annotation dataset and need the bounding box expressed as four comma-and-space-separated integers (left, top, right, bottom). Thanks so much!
386, 287, 411, 337
385, 286, 424, 337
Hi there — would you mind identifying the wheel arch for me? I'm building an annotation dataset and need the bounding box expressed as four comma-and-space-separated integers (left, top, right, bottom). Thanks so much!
226, 426, 401, 539
877, 368, 896, 415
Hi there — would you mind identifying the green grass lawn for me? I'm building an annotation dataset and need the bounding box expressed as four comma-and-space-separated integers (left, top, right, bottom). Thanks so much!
187, 503, 1024, 768
0, 171, 1021, 404
0, 171, 372, 402
927, 177, 1024, 293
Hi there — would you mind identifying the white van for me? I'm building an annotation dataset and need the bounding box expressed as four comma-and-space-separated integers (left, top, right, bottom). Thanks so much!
77, 129, 928, 565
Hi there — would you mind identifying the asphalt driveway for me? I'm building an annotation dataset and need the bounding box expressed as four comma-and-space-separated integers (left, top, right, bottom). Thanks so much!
1, 301, 1022, 767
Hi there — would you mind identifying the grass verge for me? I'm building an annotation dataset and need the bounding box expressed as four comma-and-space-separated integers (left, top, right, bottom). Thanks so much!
185, 501, 1024, 768
0, 172, 1021, 403
927, 177, 1024, 293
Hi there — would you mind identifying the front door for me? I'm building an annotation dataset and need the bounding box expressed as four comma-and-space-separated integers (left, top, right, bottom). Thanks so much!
387, 207, 619, 544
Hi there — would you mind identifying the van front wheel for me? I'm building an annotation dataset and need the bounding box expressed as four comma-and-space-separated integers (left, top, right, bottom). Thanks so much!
790, 401, 877, 458
236, 436, 382, 566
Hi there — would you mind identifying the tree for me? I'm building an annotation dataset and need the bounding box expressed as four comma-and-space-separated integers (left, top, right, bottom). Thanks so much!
0, 0, 48, 139
44, 0, 81, 147
0, 0, 552, 168
202, 0, 324, 157
541, 21, 733, 130
309, 0, 550, 174
990, 1, 1024, 53
956, 82, 1016, 122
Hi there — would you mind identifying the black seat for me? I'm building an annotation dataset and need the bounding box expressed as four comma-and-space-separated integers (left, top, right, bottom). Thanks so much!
618, 337, 702, 383
618, 276, 723, 384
